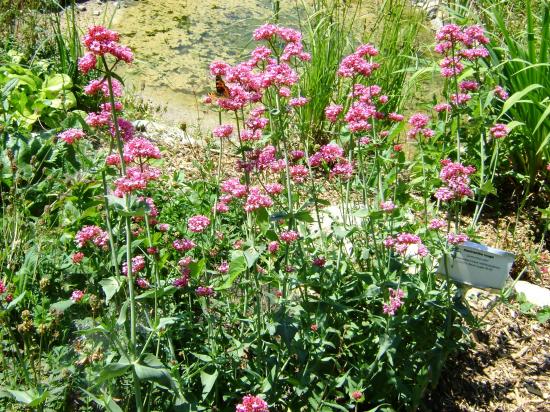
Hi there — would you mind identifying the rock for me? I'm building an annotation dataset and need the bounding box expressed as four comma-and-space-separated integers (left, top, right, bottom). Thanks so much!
76, 4, 86, 12
93, 10, 101, 16
514, 281, 550, 307
133, 120, 204, 147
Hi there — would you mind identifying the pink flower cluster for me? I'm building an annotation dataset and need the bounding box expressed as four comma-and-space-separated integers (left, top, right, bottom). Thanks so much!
75, 225, 108, 249
489, 123, 509, 139
428, 219, 446, 230
173, 238, 196, 252
0, 280, 6, 295
71, 290, 85, 303
216, 178, 275, 213
383, 288, 405, 316
384, 233, 428, 257
338, 44, 380, 78
308, 143, 354, 181
446, 232, 469, 245
380, 200, 396, 212
196, 286, 215, 297
113, 165, 161, 197
122, 255, 146, 276
58, 128, 85, 144
434, 159, 475, 202
407, 113, 434, 139
280, 230, 299, 243
123, 138, 162, 162
188, 215, 211, 233
236, 395, 269, 412
78, 26, 133, 74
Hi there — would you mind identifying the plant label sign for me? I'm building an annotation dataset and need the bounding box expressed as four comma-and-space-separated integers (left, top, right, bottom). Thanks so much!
437, 241, 515, 290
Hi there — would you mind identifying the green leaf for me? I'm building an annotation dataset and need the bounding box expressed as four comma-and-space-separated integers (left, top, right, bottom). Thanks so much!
50, 299, 74, 313
216, 256, 247, 290
42, 73, 72, 93
200, 367, 218, 398
116, 301, 128, 326
244, 247, 261, 268
499, 84, 542, 118
134, 354, 173, 388
95, 362, 131, 385
189, 259, 206, 278
100, 277, 123, 303
6, 292, 25, 310
191, 353, 212, 362
156, 317, 178, 330
294, 210, 314, 223
6, 389, 48, 406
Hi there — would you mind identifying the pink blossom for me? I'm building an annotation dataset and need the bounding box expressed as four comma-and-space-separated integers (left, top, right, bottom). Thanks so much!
268, 241, 280, 253
463, 25, 489, 46
136, 278, 150, 289
447, 232, 469, 245
439, 56, 464, 77
265, 183, 284, 195
459, 80, 479, 91
213, 124, 234, 138
289, 97, 309, 107
221, 178, 247, 198
244, 187, 273, 212
111, 118, 135, 141
435, 159, 475, 201
330, 160, 354, 180
489, 123, 509, 139
351, 391, 363, 401
86, 111, 111, 127
290, 165, 309, 183
359, 136, 371, 145
209, 60, 231, 76
313, 257, 326, 267
434, 103, 452, 113
383, 288, 405, 315
278, 87, 291, 98
290, 150, 304, 161
436, 24, 465, 44
188, 215, 211, 233
494, 85, 509, 100
157, 223, 170, 232
173, 238, 195, 252
122, 255, 146, 276
71, 290, 85, 303
218, 261, 229, 274
253, 24, 279, 41
196, 286, 215, 297
450, 93, 471, 106
78, 53, 97, 74
460, 47, 489, 60
84, 78, 123, 97
408, 113, 430, 128
380, 200, 396, 212
72, 252, 85, 264
75, 226, 109, 249
388, 113, 404, 122
0, 280, 6, 294
58, 128, 85, 144
338, 51, 380, 78
325, 104, 343, 122
428, 219, 446, 230
173, 273, 189, 288
280, 230, 299, 243
236, 394, 269, 412
124, 138, 161, 161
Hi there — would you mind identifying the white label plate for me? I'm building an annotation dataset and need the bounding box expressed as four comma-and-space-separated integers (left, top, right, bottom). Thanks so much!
437, 241, 515, 290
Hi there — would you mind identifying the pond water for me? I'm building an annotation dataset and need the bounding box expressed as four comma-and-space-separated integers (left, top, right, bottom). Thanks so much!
110, 0, 303, 128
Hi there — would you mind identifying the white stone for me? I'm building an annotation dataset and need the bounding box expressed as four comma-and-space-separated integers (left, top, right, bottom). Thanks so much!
514, 281, 550, 307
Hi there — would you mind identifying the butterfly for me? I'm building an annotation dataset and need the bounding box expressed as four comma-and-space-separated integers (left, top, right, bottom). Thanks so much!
210, 75, 230, 99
